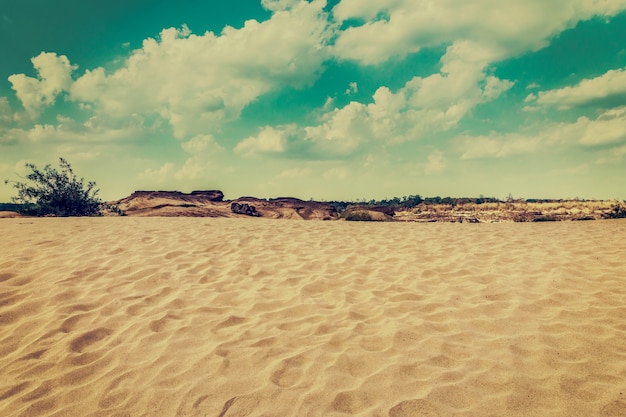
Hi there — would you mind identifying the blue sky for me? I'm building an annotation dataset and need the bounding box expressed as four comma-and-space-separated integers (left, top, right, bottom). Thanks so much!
2, 0, 626, 202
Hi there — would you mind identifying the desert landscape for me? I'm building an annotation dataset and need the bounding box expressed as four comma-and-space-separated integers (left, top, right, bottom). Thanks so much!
2, 189, 625, 223
1, 216, 625, 416
3, 1, 626, 416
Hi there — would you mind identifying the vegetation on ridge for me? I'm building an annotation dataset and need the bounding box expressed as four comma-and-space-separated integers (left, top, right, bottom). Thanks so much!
4, 158, 103, 217
2, 160, 625, 221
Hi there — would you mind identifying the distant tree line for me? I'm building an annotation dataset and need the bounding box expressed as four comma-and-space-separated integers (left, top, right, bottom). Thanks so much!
0, 202, 22, 211
327, 195, 505, 213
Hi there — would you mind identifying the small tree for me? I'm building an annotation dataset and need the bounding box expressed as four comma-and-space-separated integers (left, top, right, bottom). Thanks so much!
5, 157, 102, 216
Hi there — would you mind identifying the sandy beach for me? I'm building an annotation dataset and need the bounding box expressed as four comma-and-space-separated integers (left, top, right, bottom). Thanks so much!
1, 217, 625, 417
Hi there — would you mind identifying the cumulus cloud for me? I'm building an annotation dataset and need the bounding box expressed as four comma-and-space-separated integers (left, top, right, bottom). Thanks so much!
0, 97, 12, 125
276, 166, 313, 179
261, 0, 302, 11
345, 82, 358, 95
181, 134, 223, 154
235, 125, 295, 157
460, 106, 626, 159
525, 67, 626, 110
331, 0, 626, 65
577, 107, 626, 145
596, 143, 626, 164
138, 162, 175, 183
1, 117, 145, 144
425, 150, 446, 174
304, 101, 369, 154
8, 52, 76, 115
67, 1, 331, 140
174, 155, 212, 180
322, 166, 349, 180
304, 41, 513, 154
460, 132, 544, 159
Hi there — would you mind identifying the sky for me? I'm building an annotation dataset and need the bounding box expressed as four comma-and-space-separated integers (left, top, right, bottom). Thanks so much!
1, 0, 626, 202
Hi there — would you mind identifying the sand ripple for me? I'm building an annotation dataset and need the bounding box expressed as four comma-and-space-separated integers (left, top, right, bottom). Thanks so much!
1, 218, 625, 416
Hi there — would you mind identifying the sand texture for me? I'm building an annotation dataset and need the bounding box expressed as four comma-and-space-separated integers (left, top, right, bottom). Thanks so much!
1, 218, 625, 417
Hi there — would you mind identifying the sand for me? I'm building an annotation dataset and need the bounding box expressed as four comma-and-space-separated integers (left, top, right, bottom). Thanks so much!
1, 217, 625, 417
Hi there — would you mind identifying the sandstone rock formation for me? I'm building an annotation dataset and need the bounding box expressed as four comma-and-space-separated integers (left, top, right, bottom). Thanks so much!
230, 202, 260, 217
109, 191, 338, 219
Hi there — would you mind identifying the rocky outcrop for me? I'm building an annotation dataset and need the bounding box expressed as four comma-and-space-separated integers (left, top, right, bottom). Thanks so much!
111, 190, 227, 217
230, 202, 260, 217
109, 191, 339, 219
119, 190, 223, 204
234, 197, 338, 220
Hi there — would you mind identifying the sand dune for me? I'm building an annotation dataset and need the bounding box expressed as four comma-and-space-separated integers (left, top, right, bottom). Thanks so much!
1, 218, 625, 417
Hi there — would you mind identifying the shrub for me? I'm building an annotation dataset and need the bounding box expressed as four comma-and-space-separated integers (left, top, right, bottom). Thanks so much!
343, 210, 375, 221
5, 158, 102, 216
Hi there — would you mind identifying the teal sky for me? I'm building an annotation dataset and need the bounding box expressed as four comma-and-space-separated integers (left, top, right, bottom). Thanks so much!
2, 0, 626, 202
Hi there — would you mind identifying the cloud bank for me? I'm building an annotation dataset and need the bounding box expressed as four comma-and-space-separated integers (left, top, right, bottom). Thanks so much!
3, 0, 626, 200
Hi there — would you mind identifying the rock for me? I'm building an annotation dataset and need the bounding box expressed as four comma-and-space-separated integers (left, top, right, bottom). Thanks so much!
189, 190, 224, 202
124, 190, 224, 203
231, 202, 261, 217
110, 190, 337, 219
110, 190, 229, 217
463, 217, 480, 223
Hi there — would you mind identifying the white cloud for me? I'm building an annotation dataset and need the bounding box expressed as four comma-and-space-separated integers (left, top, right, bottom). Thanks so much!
323, 166, 349, 180
261, 0, 302, 11
174, 156, 211, 181
525, 67, 626, 110
345, 81, 358, 95
304, 41, 513, 154
460, 132, 544, 159
1, 117, 145, 144
235, 125, 294, 157
8, 52, 76, 115
425, 150, 446, 175
0, 97, 12, 124
304, 101, 369, 154
596, 143, 626, 164
53, 145, 100, 162
460, 106, 626, 159
332, 0, 626, 65
67, 1, 331, 140
181, 134, 222, 154
138, 162, 175, 183
577, 107, 626, 145
276, 167, 313, 179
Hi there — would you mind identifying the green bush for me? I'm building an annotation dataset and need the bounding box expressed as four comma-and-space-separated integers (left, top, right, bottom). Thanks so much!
5, 158, 102, 217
